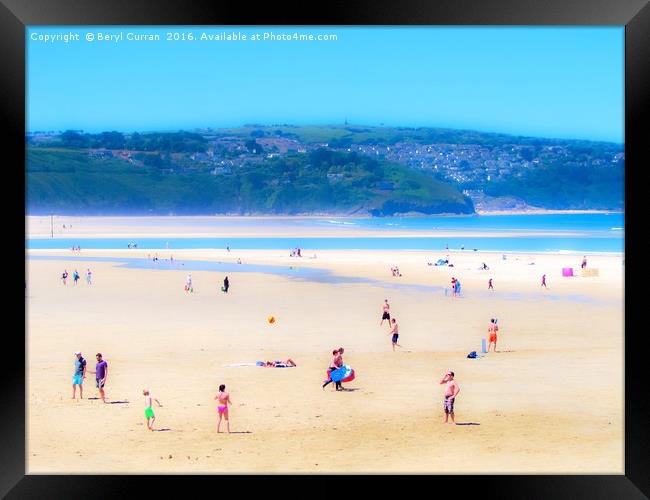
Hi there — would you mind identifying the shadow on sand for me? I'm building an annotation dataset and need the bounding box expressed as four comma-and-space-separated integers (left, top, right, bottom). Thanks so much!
455, 422, 480, 426
108, 400, 129, 404
154, 428, 172, 432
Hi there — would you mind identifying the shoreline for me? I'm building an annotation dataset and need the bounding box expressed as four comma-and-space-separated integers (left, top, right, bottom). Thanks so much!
27, 210, 622, 220
26, 230, 598, 239
475, 209, 622, 216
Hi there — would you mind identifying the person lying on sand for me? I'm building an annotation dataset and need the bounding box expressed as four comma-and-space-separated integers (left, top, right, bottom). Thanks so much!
257, 359, 297, 367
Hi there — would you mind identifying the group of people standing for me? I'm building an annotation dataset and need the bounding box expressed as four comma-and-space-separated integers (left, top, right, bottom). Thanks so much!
184, 273, 230, 293
450, 277, 461, 297
61, 268, 92, 286
72, 351, 108, 403
380, 299, 402, 351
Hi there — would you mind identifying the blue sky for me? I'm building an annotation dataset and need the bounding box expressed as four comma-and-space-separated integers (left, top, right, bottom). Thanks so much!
27, 26, 624, 143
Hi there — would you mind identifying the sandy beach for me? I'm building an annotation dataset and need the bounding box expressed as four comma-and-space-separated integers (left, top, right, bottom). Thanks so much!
25, 222, 624, 473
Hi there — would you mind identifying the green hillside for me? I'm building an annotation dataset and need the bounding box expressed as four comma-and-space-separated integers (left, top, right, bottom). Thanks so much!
26, 147, 474, 215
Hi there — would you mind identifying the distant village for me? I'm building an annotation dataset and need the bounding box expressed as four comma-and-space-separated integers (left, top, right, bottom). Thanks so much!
27, 127, 624, 210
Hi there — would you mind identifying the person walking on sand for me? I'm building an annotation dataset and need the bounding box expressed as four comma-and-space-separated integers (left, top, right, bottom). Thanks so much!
88, 353, 108, 403
380, 299, 391, 328
541, 274, 547, 288
581, 256, 587, 269
143, 389, 163, 431
322, 349, 340, 390
488, 278, 494, 291
388, 318, 402, 351
334, 347, 345, 390
86, 268, 92, 285
487, 318, 499, 352
61, 269, 68, 286
450, 277, 457, 298
73, 269, 80, 286
322, 348, 345, 391
72, 351, 87, 399
215, 384, 232, 433
222, 276, 229, 293
440, 371, 460, 424
185, 273, 193, 293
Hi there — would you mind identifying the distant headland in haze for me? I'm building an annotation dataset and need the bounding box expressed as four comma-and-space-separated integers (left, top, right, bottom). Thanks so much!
26, 124, 624, 216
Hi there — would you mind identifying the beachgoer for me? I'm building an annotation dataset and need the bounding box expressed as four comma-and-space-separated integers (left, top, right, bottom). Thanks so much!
541, 274, 547, 288
263, 358, 296, 367
581, 256, 587, 269
380, 299, 391, 328
222, 276, 229, 293
322, 348, 345, 391
61, 270, 68, 286
86, 268, 92, 285
72, 351, 87, 399
143, 389, 163, 431
440, 371, 460, 424
215, 384, 232, 433
487, 318, 499, 352
488, 278, 494, 291
388, 318, 402, 351
88, 353, 108, 403
185, 273, 193, 293
450, 277, 457, 298
322, 349, 340, 390
73, 269, 80, 285
334, 348, 345, 390
454, 278, 461, 297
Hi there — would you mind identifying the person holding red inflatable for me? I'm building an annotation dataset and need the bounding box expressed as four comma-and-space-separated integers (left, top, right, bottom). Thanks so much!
322, 348, 345, 391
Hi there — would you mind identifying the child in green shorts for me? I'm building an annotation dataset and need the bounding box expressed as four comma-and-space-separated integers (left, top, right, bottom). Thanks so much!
143, 389, 163, 431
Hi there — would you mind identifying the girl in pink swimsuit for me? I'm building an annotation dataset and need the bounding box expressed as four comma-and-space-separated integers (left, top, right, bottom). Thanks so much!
214, 384, 232, 433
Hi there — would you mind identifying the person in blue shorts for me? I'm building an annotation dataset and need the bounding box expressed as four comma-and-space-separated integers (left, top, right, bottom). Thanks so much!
72, 351, 87, 399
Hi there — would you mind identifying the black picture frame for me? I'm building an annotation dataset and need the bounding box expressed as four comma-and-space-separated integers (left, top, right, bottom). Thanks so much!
5, 0, 647, 497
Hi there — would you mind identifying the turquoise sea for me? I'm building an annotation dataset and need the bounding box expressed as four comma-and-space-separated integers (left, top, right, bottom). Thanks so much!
26, 214, 624, 253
